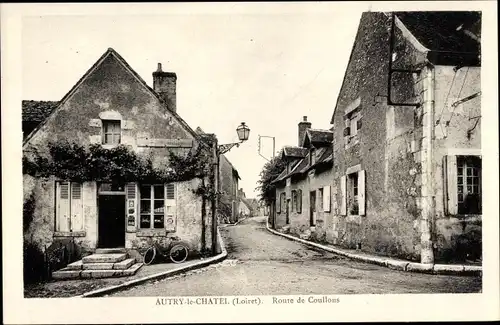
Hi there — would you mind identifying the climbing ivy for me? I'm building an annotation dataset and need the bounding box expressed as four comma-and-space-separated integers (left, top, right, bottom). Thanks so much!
23, 140, 214, 192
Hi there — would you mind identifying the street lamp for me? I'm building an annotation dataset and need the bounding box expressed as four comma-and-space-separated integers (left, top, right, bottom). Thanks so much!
210, 122, 250, 255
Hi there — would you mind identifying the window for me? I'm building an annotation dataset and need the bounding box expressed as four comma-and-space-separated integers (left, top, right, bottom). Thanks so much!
56, 181, 84, 232
297, 189, 302, 213
102, 120, 121, 145
340, 169, 366, 216
343, 107, 362, 148
447, 155, 481, 215
140, 184, 176, 229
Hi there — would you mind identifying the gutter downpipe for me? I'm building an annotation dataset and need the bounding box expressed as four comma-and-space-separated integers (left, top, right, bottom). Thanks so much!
421, 63, 436, 264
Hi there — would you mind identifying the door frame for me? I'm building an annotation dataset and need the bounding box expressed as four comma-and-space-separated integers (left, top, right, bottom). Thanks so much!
97, 182, 127, 248
309, 190, 316, 226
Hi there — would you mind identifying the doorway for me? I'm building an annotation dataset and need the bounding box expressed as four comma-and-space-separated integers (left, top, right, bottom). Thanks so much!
98, 195, 126, 248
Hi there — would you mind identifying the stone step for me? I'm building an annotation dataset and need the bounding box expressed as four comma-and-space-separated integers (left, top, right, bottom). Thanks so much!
113, 258, 135, 270
66, 260, 83, 270
83, 262, 115, 270
123, 262, 143, 276
52, 262, 143, 280
82, 253, 127, 264
95, 248, 127, 254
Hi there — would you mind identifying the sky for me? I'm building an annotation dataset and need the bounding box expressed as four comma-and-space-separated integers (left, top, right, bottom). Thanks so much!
22, 5, 362, 199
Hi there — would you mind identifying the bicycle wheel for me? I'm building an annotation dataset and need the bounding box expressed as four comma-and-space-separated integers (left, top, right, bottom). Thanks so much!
169, 244, 189, 264
143, 246, 156, 265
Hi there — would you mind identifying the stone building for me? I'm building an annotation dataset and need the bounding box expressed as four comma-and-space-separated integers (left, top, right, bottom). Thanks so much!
272, 11, 482, 265
22, 48, 219, 265
272, 117, 334, 240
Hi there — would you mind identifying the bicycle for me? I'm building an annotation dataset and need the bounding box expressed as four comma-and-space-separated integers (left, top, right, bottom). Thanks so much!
143, 241, 190, 266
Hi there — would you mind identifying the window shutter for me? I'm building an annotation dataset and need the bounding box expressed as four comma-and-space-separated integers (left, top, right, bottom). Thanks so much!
56, 182, 71, 232
445, 155, 458, 215
277, 195, 281, 213
323, 186, 331, 212
340, 176, 347, 215
126, 183, 137, 231
358, 170, 366, 216
70, 182, 84, 231
165, 183, 176, 231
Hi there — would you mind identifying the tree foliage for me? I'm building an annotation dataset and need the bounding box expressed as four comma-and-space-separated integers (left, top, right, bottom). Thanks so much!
256, 154, 286, 206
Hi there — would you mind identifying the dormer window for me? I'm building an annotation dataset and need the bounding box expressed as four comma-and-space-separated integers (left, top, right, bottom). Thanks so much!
102, 120, 121, 145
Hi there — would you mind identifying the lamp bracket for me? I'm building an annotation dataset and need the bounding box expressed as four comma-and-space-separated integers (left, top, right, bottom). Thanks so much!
218, 142, 241, 155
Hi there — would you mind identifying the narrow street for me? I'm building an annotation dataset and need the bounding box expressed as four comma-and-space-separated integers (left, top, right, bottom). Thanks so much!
109, 216, 481, 296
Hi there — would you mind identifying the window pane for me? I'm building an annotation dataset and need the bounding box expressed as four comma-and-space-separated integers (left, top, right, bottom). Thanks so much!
467, 168, 472, 176
140, 185, 151, 199
154, 185, 164, 199
154, 215, 164, 228
104, 134, 111, 144
457, 167, 463, 176
467, 177, 473, 185
140, 215, 151, 228
458, 193, 463, 202
458, 176, 463, 185
140, 200, 151, 214
458, 186, 463, 194
467, 185, 472, 193
113, 134, 121, 144
154, 200, 165, 214
472, 185, 479, 194
472, 168, 478, 176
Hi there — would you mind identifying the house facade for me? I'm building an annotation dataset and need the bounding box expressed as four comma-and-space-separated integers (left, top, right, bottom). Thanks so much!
272, 117, 334, 241
22, 48, 217, 259
271, 11, 481, 265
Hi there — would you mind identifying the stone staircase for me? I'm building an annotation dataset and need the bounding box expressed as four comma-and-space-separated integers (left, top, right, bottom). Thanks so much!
52, 248, 143, 280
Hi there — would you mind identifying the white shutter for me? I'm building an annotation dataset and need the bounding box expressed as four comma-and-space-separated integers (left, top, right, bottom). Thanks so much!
70, 182, 84, 231
445, 155, 458, 215
165, 183, 176, 231
323, 186, 331, 212
56, 182, 71, 232
340, 176, 347, 215
126, 183, 137, 231
358, 170, 366, 216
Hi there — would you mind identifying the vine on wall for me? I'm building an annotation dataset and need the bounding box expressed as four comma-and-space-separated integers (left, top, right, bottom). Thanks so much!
23, 140, 215, 197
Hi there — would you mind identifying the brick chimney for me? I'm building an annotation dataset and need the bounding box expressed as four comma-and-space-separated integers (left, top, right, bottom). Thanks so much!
298, 116, 312, 147
153, 63, 177, 112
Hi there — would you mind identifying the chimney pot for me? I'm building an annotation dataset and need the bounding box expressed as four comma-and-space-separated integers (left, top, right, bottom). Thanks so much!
303, 116, 307, 122
157, 63, 163, 72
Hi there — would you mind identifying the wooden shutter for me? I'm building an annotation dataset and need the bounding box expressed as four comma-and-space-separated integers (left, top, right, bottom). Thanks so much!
323, 186, 331, 212
56, 182, 71, 232
358, 170, 366, 216
70, 182, 84, 231
165, 183, 176, 231
445, 155, 458, 215
277, 195, 281, 213
126, 183, 137, 231
340, 176, 347, 215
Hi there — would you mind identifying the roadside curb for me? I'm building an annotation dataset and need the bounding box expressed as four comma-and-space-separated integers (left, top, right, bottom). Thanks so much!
78, 228, 228, 298
266, 224, 481, 277
233, 217, 247, 226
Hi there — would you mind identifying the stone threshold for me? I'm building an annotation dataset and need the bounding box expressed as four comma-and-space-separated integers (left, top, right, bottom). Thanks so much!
77, 228, 228, 297
266, 224, 482, 276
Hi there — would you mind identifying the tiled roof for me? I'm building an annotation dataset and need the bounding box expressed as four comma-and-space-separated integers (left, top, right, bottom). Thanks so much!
272, 145, 333, 184
395, 11, 480, 54
283, 146, 308, 158
305, 129, 334, 145
22, 100, 59, 123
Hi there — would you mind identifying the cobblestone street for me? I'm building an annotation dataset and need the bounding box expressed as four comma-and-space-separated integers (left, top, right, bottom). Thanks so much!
109, 216, 482, 297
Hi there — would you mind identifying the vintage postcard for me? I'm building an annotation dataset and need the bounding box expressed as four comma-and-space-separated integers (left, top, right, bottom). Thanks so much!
2, 1, 498, 324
